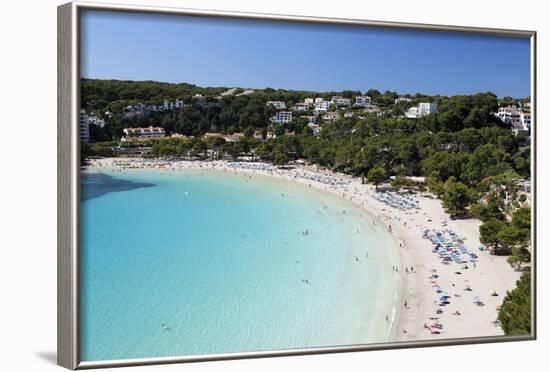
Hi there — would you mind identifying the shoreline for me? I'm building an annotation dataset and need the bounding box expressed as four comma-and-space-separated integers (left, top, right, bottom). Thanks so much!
85, 157, 521, 343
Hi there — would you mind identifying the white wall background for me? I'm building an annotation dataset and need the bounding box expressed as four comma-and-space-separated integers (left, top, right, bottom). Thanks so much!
0, 0, 546, 370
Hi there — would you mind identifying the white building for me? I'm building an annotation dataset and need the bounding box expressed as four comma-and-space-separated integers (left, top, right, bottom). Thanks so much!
314, 97, 324, 104
266, 101, 287, 110
331, 96, 351, 107
418, 102, 438, 116
405, 102, 438, 118
354, 95, 372, 107
122, 126, 166, 141
80, 110, 90, 143
496, 106, 530, 136
304, 98, 314, 105
273, 111, 293, 124
395, 97, 412, 104
293, 102, 310, 111
496, 106, 522, 126
314, 100, 331, 113
404, 107, 419, 119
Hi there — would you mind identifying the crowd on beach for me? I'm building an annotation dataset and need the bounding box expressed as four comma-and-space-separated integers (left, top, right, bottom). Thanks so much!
373, 193, 420, 211
420, 229, 490, 335
90, 158, 353, 189
226, 161, 352, 188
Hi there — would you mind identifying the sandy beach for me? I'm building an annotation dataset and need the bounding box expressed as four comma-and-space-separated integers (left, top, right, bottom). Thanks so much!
86, 157, 521, 343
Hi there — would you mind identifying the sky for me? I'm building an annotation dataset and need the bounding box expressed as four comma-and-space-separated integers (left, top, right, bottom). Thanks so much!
80, 10, 531, 98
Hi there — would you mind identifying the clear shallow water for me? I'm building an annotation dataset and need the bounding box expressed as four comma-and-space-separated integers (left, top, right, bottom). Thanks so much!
80, 168, 398, 361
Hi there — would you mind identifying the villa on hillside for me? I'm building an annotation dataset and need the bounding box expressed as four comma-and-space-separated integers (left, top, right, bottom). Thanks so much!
273, 111, 293, 124
314, 100, 331, 113
354, 95, 372, 108
405, 102, 438, 118
331, 96, 352, 107
122, 126, 166, 141
266, 101, 287, 110
495, 106, 531, 137
293, 102, 311, 111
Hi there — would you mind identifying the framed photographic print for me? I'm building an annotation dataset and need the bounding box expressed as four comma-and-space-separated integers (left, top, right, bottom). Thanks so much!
57, 1, 536, 369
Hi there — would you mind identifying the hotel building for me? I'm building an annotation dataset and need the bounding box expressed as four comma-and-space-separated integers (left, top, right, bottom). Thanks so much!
122, 126, 166, 141
331, 96, 352, 107
354, 95, 372, 107
495, 106, 530, 137
405, 102, 438, 118
273, 111, 293, 124
293, 102, 310, 111
314, 100, 332, 113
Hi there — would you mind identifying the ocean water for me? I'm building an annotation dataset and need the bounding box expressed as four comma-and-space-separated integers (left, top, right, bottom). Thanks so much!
80, 168, 398, 361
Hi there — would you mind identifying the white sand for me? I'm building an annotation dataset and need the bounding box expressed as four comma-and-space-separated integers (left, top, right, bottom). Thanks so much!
86, 158, 522, 342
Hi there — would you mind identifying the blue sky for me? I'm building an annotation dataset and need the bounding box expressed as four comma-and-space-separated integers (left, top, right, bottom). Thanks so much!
80, 10, 531, 98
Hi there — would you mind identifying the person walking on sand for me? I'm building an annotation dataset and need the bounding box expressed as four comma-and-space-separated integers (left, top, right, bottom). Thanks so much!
404, 300, 408, 308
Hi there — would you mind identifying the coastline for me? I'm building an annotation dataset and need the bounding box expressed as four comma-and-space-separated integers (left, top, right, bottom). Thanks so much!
85, 157, 521, 344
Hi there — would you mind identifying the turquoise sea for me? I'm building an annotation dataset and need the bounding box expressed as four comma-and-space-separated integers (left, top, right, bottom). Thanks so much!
80, 167, 398, 361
